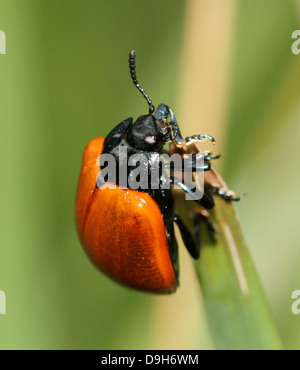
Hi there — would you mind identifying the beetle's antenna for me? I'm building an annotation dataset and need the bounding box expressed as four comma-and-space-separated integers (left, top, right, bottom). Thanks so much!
129, 50, 155, 115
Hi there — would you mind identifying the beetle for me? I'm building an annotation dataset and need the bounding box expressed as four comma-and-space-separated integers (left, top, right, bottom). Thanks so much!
76, 51, 238, 294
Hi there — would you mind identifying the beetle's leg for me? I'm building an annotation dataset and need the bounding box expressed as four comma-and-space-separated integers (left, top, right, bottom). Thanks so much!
173, 214, 199, 259
170, 177, 215, 209
193, 208, 216, 255
200, 185, 215, 209
211, 187, 242, 201
185, 134, 216, 146
155, 105, 216, 148
168, 155, 211, 172
203, 151, 221, 161
173, 210, 216, 259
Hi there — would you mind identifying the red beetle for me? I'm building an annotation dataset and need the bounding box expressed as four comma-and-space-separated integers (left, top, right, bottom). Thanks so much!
76, 51, 237, 293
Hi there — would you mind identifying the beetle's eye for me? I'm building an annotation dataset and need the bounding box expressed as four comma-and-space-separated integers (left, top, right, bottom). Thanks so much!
144, 136, 156, 145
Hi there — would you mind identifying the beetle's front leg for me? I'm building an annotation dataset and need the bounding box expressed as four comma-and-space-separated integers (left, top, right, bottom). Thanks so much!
185, 134, 216, 146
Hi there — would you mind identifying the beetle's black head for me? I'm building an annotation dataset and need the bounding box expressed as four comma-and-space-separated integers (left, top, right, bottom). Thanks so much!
127, 114, 168, 151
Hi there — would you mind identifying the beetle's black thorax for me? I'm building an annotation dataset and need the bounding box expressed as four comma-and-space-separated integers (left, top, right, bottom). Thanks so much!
101, 119, 174, 227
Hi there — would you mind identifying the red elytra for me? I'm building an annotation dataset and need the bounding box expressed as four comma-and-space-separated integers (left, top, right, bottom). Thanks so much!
75, 137, 177, 293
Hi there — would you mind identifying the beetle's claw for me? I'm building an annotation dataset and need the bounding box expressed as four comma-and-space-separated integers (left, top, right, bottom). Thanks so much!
203, 151, 221, 161
212, 187, 243, 202
185, 134, 216, 146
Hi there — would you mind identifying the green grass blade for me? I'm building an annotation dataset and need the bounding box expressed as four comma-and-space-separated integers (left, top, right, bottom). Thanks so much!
195, 197, 282, 350
175, 191, 282, 350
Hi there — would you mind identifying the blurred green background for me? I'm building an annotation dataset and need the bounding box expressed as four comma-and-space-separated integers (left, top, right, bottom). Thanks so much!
0, 0, 300, 349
